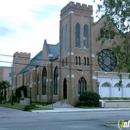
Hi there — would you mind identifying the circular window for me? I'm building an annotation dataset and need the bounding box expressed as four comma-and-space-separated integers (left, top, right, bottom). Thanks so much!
98, 49, 117, 72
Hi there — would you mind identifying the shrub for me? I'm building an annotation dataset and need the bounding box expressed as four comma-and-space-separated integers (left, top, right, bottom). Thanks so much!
74, 102, 82, 107
32, 101, 52, 106
23, 104, 36, 111
79, 91, 101, 107
101, 97, 130, 100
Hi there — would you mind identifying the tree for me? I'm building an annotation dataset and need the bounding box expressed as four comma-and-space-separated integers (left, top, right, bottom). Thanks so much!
16, 85, 27, 99
95, 0, 130, 32
0, 81, 10, 100
94, 0, 130, 87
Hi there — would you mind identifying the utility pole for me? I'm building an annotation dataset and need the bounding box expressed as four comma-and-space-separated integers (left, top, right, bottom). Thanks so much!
11, 57, 14, 105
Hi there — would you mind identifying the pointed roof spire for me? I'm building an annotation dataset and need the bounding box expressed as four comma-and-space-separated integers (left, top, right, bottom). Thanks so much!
44, 39, 47, 44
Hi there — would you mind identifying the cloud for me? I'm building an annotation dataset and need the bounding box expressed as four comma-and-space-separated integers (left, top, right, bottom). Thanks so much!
0, 17, 17, 37
30, 4, 60, 20
19, 22, 33, 30
0, 26, 16, 37
0, 0, 99, 67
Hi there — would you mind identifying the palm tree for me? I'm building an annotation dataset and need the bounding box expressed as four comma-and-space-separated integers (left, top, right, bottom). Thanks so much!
0, 81, 10, 101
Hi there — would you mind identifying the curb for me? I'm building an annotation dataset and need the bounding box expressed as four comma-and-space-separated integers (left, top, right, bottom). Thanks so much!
31, 108, 130, 113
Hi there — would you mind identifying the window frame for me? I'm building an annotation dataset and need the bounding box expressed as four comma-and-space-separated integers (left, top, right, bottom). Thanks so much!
42, 67, 47, 95
75, 23, 80, 48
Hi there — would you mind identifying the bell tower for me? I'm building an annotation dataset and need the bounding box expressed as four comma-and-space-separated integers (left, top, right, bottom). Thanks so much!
60, 1, 93, 55
59, 1, 93, 105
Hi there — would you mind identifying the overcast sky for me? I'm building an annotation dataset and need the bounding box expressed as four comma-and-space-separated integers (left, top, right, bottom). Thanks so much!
0, 0, 100, 67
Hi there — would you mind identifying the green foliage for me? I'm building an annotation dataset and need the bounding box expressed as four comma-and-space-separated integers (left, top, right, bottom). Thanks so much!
101, 97, 130, 100
12, 95, 19, 103
0, 103, 25, 110
0, 81, 10, 101
78, 91, 101, 107
23, 104, 36, 111
16, 85, 27, 98
0, 81, 10, 89
94, 0, 130, 87
32, 101, 52, 106
95, 0, 130, 64
95, 0, 130, 32
79, 91, 101, 101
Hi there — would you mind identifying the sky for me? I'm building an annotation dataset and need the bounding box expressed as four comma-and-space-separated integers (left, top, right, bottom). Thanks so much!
0, 0, 100, 67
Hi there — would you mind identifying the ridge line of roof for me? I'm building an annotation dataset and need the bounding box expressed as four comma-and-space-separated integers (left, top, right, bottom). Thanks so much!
18, 51, 42, 75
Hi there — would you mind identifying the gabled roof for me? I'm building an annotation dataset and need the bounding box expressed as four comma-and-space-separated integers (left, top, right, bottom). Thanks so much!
45, 42, 59, 60
18, 40, 59, 75
18, 51, 42, 74
93, 17, 102, 26
93, 15, 106, 26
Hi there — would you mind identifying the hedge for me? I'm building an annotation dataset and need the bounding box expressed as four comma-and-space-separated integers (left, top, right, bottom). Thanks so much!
78, 91, 101, 107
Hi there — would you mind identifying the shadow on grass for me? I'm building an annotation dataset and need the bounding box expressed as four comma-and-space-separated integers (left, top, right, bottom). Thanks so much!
0, 102, 52, 111
77, 106, 100, 109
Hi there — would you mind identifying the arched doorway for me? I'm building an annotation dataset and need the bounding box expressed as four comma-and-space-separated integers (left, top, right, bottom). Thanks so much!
54, 67, 58, 95
63, 78, 67, 99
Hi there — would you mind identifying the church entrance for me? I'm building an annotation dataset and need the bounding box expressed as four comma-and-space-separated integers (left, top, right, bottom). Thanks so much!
63, 78, 67, 99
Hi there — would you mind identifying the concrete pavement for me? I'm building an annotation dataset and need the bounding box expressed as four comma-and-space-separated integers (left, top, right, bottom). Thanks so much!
33, 100, 130, 113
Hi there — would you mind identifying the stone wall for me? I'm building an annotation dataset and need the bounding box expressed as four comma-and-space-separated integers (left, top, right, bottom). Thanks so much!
104, 100, 130, 108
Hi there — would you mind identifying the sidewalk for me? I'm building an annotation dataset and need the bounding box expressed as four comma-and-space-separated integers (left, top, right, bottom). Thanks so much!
31, 107, 130, 113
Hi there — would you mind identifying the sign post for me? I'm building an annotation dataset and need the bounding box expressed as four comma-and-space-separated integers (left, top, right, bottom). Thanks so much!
49, 86, 54, 109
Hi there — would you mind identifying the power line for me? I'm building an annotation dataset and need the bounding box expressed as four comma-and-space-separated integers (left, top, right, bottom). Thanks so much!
0, 55, 117, 75
29, 3, 62, 9
0, 60, 99, 73
0, 54, 12, 57
0, 53, 99, 66
28, 9, 59, 16
29, 4, 62, 11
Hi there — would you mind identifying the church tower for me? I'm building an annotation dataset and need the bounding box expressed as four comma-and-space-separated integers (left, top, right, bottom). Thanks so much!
59, 1, 93, 105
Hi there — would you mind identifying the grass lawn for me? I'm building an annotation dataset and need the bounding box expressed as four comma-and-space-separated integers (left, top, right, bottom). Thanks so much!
0, 102, 25, 110
0, 102, 52, 111
31, 107, 52, 110
101, 97, 130, 100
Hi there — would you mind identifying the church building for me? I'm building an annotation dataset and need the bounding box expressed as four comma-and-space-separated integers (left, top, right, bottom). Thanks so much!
12, 1, 130, 105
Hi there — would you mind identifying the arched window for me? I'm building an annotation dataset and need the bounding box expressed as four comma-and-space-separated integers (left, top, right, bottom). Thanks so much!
78, 77, 87, 94
79, 57, 81, 65
114, 83, 123, 87
84, 24, 89, 48
66, 24, 69, 49
126, 83, 130, 87
75, 23, 80, 48
105, 30, 109, 38
42, 67, 47, 95
102, 82, 111, 87
62, 27, 65, 51
54, 67, 58, 95
37, 74, 39, 95
76, 56, 78, 65
100, 29, 114, 39
87, 57, 89, 66
84, 57, 86, 66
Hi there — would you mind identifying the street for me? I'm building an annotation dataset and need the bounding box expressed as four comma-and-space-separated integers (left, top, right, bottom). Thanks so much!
0, 107, 130, 130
